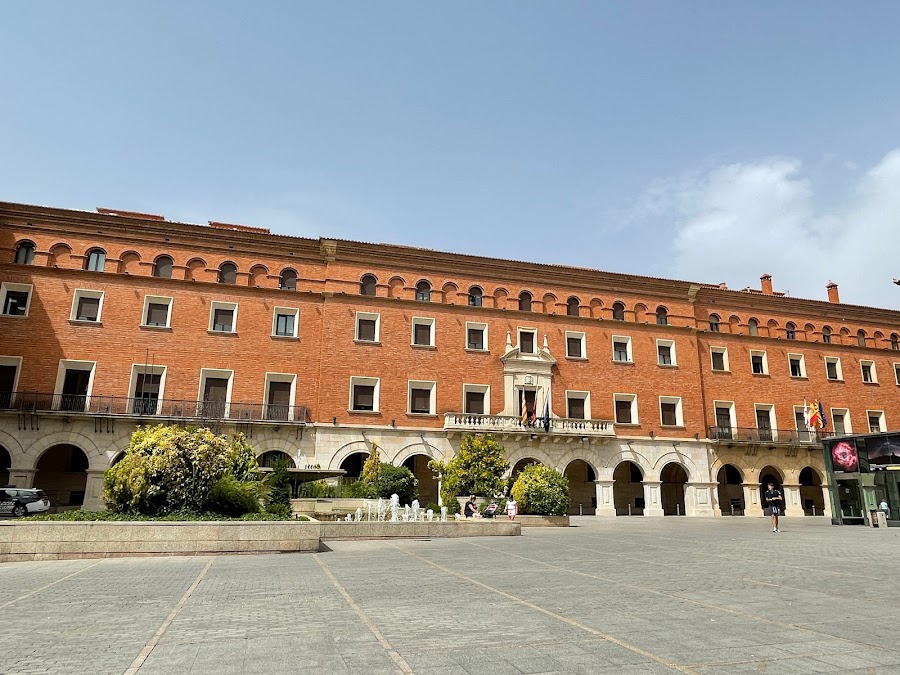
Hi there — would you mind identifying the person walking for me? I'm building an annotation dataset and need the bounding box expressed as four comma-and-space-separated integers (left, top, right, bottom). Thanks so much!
506, 497, 517, 521
764, 482, 783, 532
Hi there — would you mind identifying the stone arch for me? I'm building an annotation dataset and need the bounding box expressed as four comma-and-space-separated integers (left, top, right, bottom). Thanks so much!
510, 457, 543, 479
612, 460, 644, 515
249, 264, 269, 287
804, 323, 816, 340
47, 242, 73, 267
117, 250, 142, 274
186, 257, 207, 281
716, 463, 745, 516
564, 458, 597, 515
873, 330, 885, 347
602, 448, 653, 476
103, 435, 134, 469
611, 301, 626, 321
387, 276, 406, 298
25, 432, 104, 471
648, 451, 701, 482
0, 429, 25, 460
542, 292, 558, 314
394, 444, 442, 504
745, 456, 788, 483
728, 315, 741, 333
659, 462, 688, 516
589, 298, 604, 318
390, 441, 445, 467
506, 448, 553, 475
633, 303, 648, 321
766, 319, 779, 337
257, 450, 296, 469
34, 444, 90, 509
493, 287, 509, 309
441, 281, 459, 304
839, 326, 851, 344
329, 441, 371, 472
799, 466, 825, 515
110, 450, 127, 467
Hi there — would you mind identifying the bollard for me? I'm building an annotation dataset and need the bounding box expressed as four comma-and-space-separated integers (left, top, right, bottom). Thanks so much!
579, 503, 583, 516
730, 504, 735, 516
628, 504, 632, 516
677, 504, 681, 516
812, 505, 816, 516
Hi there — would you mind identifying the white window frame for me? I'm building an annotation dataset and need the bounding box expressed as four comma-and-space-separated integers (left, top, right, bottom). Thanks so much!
860, 359, 877, 384
656, 339, 676, 367
198, 368, 235, 416
565, 331, 586, 359
0, 355, 23, 406
263, 372, 298, 421
355, 312, 381, 343
69, 289, 105, 323
658, 395, 684, 427
830, 408, 852, 435
411, 317, 436, 347
0, 282, 34, 318
867, 410, 886, 433
518, 328, 538, 354
565, 390, 591, 420
895, 362, 900, 386
825, 356, 843, 381
349, 376, 380, 413
407, 380, 436, 415
53, 359, 97, 411
462, 383, 490, 415
465, 322, 488, 351
712, 400, 737, 434
787, 353, 806, 379
613, 393, 638, 425
141, 295, 173, 328
754, 404, 777, 440
209, 301, 238, 333
272, 306, 300, 339
612, 335, 633, 363
127, 364, 168, 414
749, 349, 768, 375
710, 346, 729, 372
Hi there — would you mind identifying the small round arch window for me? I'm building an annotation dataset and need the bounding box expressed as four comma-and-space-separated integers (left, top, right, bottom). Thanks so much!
415, 281, 431, 302
518, 291, 532, 312
566, 296, 580, 317
218, 262, 237, 285
85, 249, 106, 272
153, 255, 173, 278
655, 306, 668, 325
857, 330, 867, 347
709, 314, 721, 332
785, 322, 796, 340
612, 302, 625, 321
747, 318, 759, 336
279, 269, 298, 290
468, 286, 483, 307
822, 326, 832, 343
360, 274, 377, 296
14, 241, 36, 265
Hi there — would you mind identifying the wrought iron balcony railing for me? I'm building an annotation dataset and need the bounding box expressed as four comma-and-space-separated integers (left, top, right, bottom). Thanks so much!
444, 412, 615, 436
0, 392, 308, 424
708, 425, 833, 444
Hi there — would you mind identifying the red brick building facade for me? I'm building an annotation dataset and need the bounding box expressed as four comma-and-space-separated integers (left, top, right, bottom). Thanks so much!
2, 201, 898, 516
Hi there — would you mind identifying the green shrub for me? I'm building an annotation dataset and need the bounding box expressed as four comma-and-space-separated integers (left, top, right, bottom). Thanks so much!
21, 510, 290, 522
375, 463, 418, 504
297, 479, 337, 498
102, 425, 261, 515
265, 503, 293, 519
346, 479, 377, 498
425, 502, 441, 514
205, 475, 262, 516
430, 434, 509, 506
265, 458, 293, 514
511, 464, 570, 516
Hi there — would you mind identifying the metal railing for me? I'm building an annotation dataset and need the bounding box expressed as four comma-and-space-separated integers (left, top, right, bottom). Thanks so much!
0, 392, 308, 424
444, 412, 615, 436
708, 426, 834, 444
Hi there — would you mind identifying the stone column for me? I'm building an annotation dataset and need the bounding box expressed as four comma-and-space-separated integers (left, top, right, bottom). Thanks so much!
595, 480, 616, 517
742, 482, 762, 517
82, 470, 106, 511
686, 482, 717, 517
642, 481, 664, 517
7, 468, 36, 488
820, 486, 833, 518
782, 483, 803, 518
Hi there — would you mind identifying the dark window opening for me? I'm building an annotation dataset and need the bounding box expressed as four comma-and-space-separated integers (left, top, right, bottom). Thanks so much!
153, 256, 173, 278
410, 387, 431, 414
661, 402, 678, 426
468, 287, 483, 307
568, 397, 585, 420
567, 336, 583, 358
615, 399, 633, 424
467, 327, 484, 350
75, 296, 100, 321
275, 313, 295, 337
85, 249, 105, 272
413, 322, 432, 346
360, 274, 377, 296
612, 302, 625, 321
519, 331, 536, 354
357, 318, 377, 341
217, 263, 237, 285
465, 391, 484, 415
566, 297, 580, 316
266, 381, 292, 420
415, 281, 431, 302
2, 291, 29, 316
213, 308, 234, 332
279, 269, 298, 290
15, 242, 36, 265
352, 384, 375, 411
145, 302, 169, 327
711, 350, 725, 371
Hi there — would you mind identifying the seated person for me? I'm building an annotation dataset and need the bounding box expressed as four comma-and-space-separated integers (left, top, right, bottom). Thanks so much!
463, 496, 480, 518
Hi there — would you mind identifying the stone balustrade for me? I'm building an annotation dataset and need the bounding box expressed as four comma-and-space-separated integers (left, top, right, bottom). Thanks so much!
443, 413, 615, 436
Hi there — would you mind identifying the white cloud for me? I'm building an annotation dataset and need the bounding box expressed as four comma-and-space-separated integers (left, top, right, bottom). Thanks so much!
641, 151, 900, 310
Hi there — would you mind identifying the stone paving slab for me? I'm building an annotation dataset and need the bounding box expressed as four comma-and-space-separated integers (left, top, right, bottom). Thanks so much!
1, 517, 900, 674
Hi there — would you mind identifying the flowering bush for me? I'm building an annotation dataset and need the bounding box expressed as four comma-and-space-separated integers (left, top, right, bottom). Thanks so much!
430, 434, 509, 505
511, 464, 570, 516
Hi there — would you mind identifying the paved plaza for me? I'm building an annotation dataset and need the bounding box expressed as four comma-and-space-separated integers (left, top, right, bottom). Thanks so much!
2, 517, 899, 675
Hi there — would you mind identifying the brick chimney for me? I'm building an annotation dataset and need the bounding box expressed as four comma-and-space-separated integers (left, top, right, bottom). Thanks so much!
760, 274, 773, 296
826, 281, 840, 303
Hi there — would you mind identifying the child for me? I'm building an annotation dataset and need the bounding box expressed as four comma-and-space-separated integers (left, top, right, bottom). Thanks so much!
506, 497, 517, 521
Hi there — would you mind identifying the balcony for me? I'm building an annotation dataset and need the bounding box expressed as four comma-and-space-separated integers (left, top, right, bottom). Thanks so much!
444, 412, 615, 437
1, 392, 308, 424
708, 426, 833, 446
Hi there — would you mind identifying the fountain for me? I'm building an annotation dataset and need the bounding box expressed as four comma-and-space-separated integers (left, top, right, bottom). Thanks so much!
354, 507, 362, 522
389, 494, 400, 523
440, 506, 447, 522
426, 509, 434, 522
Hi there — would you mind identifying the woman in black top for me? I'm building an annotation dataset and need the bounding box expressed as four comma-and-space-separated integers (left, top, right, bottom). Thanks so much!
463, 495, 479, 518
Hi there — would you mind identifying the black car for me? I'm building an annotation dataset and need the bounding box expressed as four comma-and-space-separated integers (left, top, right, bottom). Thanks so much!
0, 486, 51, 517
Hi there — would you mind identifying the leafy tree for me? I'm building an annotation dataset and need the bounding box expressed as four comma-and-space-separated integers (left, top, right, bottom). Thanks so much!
511, 464, 570, 516
265, 457, 293, 516
361, 443, 382, 484
374, 463, 418, 504
430, 434, 510, 506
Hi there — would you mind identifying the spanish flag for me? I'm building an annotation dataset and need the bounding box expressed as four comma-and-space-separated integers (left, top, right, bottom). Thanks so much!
807, 399, 828, 429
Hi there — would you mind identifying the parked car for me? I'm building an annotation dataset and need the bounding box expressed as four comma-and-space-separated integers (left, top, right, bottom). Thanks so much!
0, 487, 51, 517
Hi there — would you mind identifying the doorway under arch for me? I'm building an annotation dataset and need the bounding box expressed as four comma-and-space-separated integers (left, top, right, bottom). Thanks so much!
660, 462, 688, 516
258, 450, 296, 469
340, 452, 369, 480
613, 461, 644, 515
758, 465, 785, 516
34, 444, 89, 511
0, 445, 10, 486
511, 458, 541, 480
799, 466, 825, 516
717, 464, 744, 515
564, 459, 596, 515
402, 454, 438, 504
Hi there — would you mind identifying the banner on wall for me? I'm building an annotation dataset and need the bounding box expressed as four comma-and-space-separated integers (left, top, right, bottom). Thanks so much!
828, 439, 867, 473
865, 434, 900, 469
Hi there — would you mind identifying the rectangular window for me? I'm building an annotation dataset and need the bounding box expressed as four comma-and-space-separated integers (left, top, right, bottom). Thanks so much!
795, 408, 813, 443
612, 335, 632, 363
518, 329, 536, 354
355, 312, 380, 342
659, 396, 683, 426
710, 347, 728, 372
566, 391, 589, 420
825, 357, 842, 381
614, 394, 637, 424
350, 376, 380, 412
750, 350, 768, 375
129, 364, 166, 415
831, 409, 850, 435
209, 301, 238, 333
657, 339, 676, 366
466, 322, 487, 351
69, 289, 104, 323
755, 405, 775, 442
861, 360, 876, 384
788, 354, 805, 378
463, 385, 489, 415
0, 356, 23, 409
566, 331, 585, 359
895, 363, 900, 385
408, 380, 436, 414
868, 411, 886, 433
272, 307, 299, 338
53, 359, 97, 412
198, 368, 234, 418
142, 296, 173, 328
713, 401, 735, 440
0, 283, 32, 317
264, 373, 296, 421
411, 317, 435, 347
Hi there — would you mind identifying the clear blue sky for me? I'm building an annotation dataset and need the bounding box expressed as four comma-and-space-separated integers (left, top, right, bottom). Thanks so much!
3, 2, 899, 308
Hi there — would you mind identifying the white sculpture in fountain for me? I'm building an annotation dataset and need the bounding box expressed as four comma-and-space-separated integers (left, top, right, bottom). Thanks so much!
411, 499, 420, 522
440, 506, 447, 522
354, 507, 362, 522
389, 494, 400, 523
402, 504, 410, 522
426, 509, 434, 522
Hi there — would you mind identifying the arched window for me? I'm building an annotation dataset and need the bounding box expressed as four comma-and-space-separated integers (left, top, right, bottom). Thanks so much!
612, 302, 625, 321
748, 318, 759, 336
566, 296, 580, 317
415, 280, 431, 302
279, 269, 298, 291
857, 330, 867, 347
218, 262, 237, 284
14, 241, 36, 265
822, 326, 832, 344
518, 291, 532, 312
785, 322, 796, 340
655, 306, 668, 326
153, 255, 173, 279
360, 274, 377, 296
85, 248, 106, 272
891, 333, 899, 351
709, 314, 720, 332
468, 286, 483, 307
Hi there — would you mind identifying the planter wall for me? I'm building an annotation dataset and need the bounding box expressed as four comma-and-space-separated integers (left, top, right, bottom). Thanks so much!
515, 515, 570, 527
